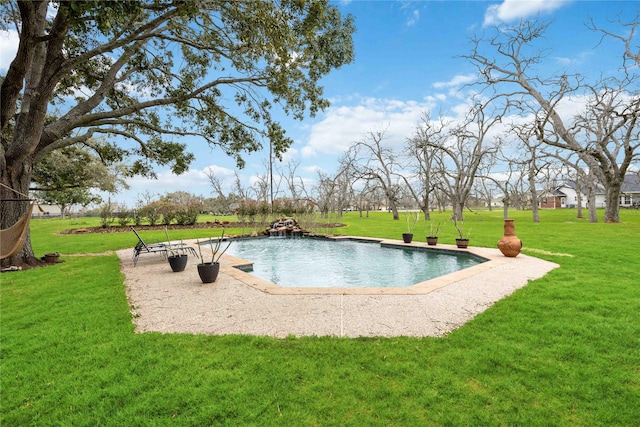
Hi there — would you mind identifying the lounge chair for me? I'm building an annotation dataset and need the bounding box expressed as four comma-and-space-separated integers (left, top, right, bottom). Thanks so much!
131, 226, 198, 266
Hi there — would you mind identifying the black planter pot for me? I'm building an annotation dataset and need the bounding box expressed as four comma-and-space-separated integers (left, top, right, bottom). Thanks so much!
426, 236, 438, 246
455, 238, 469, 249
168, 254, 188, 272
197, 262, 220, 283
402, 233, 413, 243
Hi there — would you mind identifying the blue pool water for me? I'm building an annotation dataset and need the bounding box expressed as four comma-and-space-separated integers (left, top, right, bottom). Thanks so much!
222, 237, 485, 288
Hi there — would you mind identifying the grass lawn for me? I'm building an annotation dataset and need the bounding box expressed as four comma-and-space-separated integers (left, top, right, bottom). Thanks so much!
2, 209, 639, 425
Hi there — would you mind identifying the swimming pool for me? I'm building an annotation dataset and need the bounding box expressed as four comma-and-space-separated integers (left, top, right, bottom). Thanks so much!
221, 237, 486, 288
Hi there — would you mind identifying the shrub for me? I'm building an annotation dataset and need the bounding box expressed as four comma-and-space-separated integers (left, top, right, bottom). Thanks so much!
132, 210, 142, 226
156, 201, 178, 225
138, 202, 162, 225
258, 201, 271, 224
117, 210, 131, 227
175, 201, 201, 225
99, 203, 114, 228
237, 200, 259, 223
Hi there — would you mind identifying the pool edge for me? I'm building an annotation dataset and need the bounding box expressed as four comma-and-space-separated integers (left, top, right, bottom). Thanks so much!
217, 236, 525, 296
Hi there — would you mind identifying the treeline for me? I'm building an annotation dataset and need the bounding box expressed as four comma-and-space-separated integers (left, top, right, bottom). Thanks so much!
91, 192, 318, 228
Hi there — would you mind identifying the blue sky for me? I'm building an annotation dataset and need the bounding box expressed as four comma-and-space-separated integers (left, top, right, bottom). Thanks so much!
1, 1, 637, 207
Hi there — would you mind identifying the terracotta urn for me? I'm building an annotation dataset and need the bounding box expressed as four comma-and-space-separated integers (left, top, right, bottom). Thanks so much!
497, 219, 522, 257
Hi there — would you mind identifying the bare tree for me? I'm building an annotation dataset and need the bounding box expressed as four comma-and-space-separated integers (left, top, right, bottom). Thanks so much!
475, 145, 518, 219
278, 159, 307, 202
312, 151, 355, 218
544, 149, 601, 223
353, 180, 379, 217
233, 172, 250, 201
589, 15, 640, 68
465, 19, 640, 223
509, 118, 555, 223
334, 151, 359, 216
313, 171, 336, 218
136, 190, 158, 208
252, 171, 270, 204
424, 100, 503, 220
403, 112, 448, 220
205, 170, 232, 214
351, 128, 402, 220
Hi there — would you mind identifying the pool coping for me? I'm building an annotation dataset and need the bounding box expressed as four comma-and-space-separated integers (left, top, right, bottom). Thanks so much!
118, 237, 560, 337
218, 236, 516, 296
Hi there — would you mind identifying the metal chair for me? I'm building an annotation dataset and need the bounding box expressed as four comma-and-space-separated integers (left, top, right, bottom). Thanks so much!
131, 226, 198, 266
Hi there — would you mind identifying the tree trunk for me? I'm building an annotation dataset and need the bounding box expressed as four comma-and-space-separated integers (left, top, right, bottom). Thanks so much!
452, 200, 464, 221
586, 181, 598, 223
603, 185, 621, 223
387, 198, 399, 220
588, 194, 598, 223
529, 175, 540, 222
532, 204, 540, 223
421, 206, 430, 221
1, 159, 39, 267
575, 180, 584, 219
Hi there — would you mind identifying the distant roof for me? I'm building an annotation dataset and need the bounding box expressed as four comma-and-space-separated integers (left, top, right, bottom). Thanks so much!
622, 174, 640, 193
540, 188, 566, 196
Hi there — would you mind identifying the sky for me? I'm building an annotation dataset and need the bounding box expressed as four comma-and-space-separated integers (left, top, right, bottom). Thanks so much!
1, 0, 638, 207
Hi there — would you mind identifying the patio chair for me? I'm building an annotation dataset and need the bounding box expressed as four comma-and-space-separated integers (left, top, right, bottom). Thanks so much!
131, 226, 198, 266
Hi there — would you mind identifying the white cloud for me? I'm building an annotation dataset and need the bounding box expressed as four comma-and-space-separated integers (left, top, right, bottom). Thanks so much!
554, 56, 573, 66
553, 50, 594, 68
202, 164, 236, 181
433, 73, 476, 90
483, 0, 572, 27
105, 164, 241, 206
302, 164, 323, 175
301, 97, 437, 158
0, 29, 19, 71
406, 9, 420, 27
278, 147, 299, 164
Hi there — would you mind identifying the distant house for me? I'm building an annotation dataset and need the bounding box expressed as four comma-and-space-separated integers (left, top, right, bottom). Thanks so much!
539, 181, 606, 209
541, 175, 640, 209
539, 188, 568, 209
487, 197, 504, 208
32, 203, 63, 218
620, 174, 640, 207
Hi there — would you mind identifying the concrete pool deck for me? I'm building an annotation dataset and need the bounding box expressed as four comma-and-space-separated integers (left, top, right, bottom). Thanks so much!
118, 237, 559, 338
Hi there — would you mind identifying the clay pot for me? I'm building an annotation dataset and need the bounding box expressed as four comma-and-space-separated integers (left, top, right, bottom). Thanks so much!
497, 219, 522, 257
426, 236, 438, 246
402, 233, 413, 243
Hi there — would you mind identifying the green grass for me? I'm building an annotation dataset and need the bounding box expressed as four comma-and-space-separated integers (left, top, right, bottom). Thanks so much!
2, 209, 640, 425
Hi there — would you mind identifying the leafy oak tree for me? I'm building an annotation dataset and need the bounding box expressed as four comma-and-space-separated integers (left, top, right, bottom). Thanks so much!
0, 0, 354, 266
32, 144, 129, 217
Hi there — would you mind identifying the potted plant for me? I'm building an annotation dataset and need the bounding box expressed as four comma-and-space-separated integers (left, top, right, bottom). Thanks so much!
43, 252, 60, 263
403, 212, 419, 243
165, 228, 188, 272
196, 232, 232, 283
452, 216, 471, 248
426, 221, 441, 246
